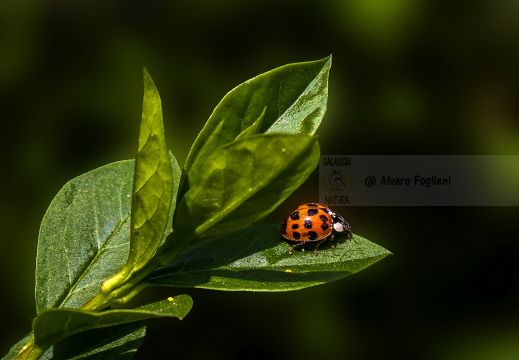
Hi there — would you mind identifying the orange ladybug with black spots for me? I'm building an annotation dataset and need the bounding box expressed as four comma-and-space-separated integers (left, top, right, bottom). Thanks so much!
279, 203, 351, 254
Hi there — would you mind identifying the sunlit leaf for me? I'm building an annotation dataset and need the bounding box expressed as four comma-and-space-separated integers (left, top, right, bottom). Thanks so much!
172, 134, 319, 250
124, 67, 173, 275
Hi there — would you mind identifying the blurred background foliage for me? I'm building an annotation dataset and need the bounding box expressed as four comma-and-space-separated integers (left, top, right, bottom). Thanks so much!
1, 0, 519, 359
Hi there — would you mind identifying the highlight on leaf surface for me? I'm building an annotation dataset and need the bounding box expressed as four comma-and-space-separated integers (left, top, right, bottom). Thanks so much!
93, 68, 179, 298
125, 68, 174, 274
172, 134, 320, 249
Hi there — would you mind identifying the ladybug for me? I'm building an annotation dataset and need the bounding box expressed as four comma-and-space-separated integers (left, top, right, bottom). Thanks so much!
279, 203, 351, 254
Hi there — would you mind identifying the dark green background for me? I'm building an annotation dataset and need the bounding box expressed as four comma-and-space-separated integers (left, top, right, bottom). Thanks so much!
1, 1, 518, 359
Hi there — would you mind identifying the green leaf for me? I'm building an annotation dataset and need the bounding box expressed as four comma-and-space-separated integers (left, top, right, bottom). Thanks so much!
173, 134, 319, 247
234, 106, 266, 141
184, 55, 331, 182
36, 160, 133, 313
144, 225, 391, 291
42, 323, 146, 360
3, 323, 145, 360
33, 295, 192, 349
36, 155, 181, 313
124, 67, 173, 275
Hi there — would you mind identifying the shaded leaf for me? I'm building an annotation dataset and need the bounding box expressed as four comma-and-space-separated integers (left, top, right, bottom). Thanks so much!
3, 323, 145, 360
36, 155, 180, 313
173, 134, 319, 247
145, 225, 391, 291
33, 296, 192, 349
42, 322, 146, 360
184, 55, 331, 184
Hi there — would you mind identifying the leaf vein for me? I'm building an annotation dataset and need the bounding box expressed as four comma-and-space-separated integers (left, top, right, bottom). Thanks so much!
134, 158, 164, 194
59, 213, 131, 308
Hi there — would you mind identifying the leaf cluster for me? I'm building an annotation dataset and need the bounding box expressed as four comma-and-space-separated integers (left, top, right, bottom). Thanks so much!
4, 56, 391, 360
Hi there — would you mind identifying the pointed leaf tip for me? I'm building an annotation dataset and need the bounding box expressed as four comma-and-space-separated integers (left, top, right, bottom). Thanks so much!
127, 68, 173, 272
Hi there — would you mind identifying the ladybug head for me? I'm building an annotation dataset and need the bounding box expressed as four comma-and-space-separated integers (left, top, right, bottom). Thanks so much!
331, 212, 350, 233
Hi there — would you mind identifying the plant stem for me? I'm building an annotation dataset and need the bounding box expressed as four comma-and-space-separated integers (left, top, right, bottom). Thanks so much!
13, 337, 47, 360
12, 235, 192, 360
79, 254, 166, 311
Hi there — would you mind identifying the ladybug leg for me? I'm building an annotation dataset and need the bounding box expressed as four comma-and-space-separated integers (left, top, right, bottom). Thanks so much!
347, 228, 353, 241
289, 244, 296, 254
289, 241, 309, 254
313, 239, 327, 254
314, 233, 335, 254
328, 232, 335, 249
290, 240, 325, 254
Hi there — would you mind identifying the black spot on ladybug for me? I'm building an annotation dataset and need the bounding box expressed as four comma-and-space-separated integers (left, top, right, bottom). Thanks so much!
320, 215, 329, 231
307, 209, 318, 216
293, 232, 301, 240
280, 219, 287, 234
291, 224, 299, 229
304, 219, 313, 229
290, 212, 300, 220
308, 231, 318, 240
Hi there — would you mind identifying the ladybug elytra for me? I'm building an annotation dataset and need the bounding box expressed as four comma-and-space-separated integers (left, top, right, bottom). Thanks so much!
279, 203, 351, 254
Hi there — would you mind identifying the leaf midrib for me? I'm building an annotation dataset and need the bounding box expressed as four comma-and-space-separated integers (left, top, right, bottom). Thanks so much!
57, 212, 130, 309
